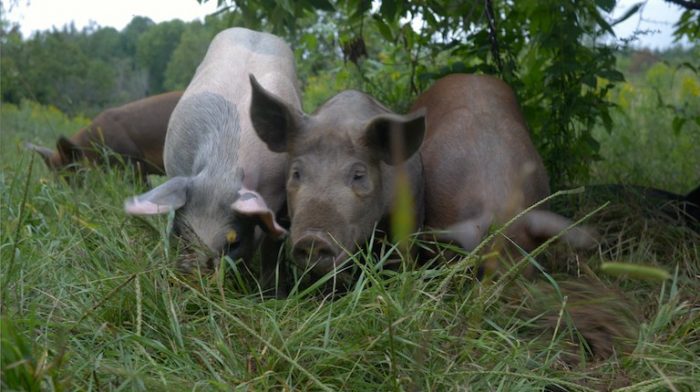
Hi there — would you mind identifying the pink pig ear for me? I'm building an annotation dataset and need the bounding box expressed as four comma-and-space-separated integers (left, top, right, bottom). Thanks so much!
231, 188, 287, 239
124, 177, 189, 215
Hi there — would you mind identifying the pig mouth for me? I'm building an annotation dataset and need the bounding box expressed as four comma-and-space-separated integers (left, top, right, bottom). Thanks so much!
291, 232, 353, 276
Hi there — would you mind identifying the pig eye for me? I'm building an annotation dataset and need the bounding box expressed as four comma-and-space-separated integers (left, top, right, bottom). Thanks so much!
352, 171, 365, 181
289, 163, 303, 182
350, 163, 367, 182
349, 163, 370, 194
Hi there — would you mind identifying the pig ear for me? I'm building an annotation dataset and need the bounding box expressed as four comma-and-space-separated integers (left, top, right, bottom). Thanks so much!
231, 188, 287, 239
124, 177, 190, 215
249, 74, 303, 153
56, 136, 82, 163
363, 108, 426, 165
25, 142, 57, 169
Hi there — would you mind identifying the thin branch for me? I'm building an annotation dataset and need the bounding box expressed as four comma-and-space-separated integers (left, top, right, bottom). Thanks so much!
664, 0, 700, 11
484, 0, 503, 75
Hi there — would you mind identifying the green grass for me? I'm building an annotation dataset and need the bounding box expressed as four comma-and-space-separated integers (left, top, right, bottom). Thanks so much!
591, 61, 700, 194
1, 87, 699, 391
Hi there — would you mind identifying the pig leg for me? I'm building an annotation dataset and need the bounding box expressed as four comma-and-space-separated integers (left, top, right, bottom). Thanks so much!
522, 210, 597, 249
440, 211, 494, 252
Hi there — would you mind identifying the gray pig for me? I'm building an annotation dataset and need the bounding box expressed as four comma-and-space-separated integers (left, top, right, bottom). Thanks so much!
124, 28, 301, 275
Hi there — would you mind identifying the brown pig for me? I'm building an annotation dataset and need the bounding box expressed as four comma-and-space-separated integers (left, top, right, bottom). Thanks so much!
249, 73, 594, 278
26, 91, 182, 177
413, 74, 595, 253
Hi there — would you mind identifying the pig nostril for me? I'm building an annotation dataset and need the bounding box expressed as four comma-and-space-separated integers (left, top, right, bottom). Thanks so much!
292, 236, 338, 263
316, 247, 336, 260
293, 247, 312, 261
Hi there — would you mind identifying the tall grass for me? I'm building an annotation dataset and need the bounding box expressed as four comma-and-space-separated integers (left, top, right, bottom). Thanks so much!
1, 89, 699, 391
591, 62, 700, 194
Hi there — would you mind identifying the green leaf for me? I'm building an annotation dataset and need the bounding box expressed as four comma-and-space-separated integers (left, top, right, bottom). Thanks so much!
582, 73, 597, 87
595, 0, 615, 12
307, 0, 335, 12
379, 0, 399, 20
373, 15, 394, 42
600, 262, 671, 281
611, 3, 642, 26
677, 62, 698, 73
592, 11, 615, 35
351, 0, 372, 21
598, 70, 624, 82
672, 117, 686, 135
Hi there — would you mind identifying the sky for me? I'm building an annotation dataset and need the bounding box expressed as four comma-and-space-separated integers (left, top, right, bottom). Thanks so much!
610, 0, 690, 48
2, 0, 692, 49
3, 0, 219, 35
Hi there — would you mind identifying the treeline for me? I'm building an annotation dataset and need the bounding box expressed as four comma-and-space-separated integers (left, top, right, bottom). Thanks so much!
1, 15, 235, 116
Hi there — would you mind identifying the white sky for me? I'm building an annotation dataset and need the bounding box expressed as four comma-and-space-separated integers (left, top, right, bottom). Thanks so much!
611, 0, 691, 48
2, 0, 692, 49
4, 0, 220, 35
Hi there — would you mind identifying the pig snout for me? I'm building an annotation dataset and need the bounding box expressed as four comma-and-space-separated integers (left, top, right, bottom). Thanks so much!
292, 231, 345, 275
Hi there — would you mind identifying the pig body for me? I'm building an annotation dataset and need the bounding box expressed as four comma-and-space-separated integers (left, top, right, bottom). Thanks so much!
27, 91, 182, 177
413, 74, 593, 251
125, 28, 301, 273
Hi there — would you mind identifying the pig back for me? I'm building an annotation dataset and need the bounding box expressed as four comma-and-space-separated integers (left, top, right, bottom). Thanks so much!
164, 28, 301, 212
412, 74, 550, 229
94, 91, 181, 171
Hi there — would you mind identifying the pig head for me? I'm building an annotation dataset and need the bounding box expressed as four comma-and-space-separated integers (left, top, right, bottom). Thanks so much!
249, 75, 425, 276
26, 91, 182, 177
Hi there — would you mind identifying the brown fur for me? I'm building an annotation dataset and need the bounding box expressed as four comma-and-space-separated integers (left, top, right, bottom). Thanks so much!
412, 74, 594, 254
28, 91, 182, 177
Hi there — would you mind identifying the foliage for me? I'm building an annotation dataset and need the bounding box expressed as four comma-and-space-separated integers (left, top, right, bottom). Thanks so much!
672, 0, 700, 42
0, 15, 222, 116
163, 21, 215, 91
592, 50, 700, 192
135, 20, 186, 94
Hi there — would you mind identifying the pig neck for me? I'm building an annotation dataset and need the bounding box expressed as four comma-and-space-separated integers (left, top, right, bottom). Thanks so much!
193, 122, 244, 197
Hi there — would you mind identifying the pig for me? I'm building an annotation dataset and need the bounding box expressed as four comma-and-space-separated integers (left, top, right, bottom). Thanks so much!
413, 74, 594, 253
249, 73, 594, 277
124, 28, 302, 276
26, 91, 182, 178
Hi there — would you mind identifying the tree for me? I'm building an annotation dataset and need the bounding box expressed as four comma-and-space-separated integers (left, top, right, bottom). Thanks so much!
163, 21, 216, 91
136, 20, 186, 94
0, 19, 24, 104
121, 16, 155, 58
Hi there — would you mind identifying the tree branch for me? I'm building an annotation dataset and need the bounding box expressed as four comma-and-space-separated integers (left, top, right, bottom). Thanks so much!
484, 0, 503, 74
664, 0, 700, 11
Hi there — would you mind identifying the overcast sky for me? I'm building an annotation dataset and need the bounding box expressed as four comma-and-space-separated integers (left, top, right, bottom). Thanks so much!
3, 0, 691, 49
